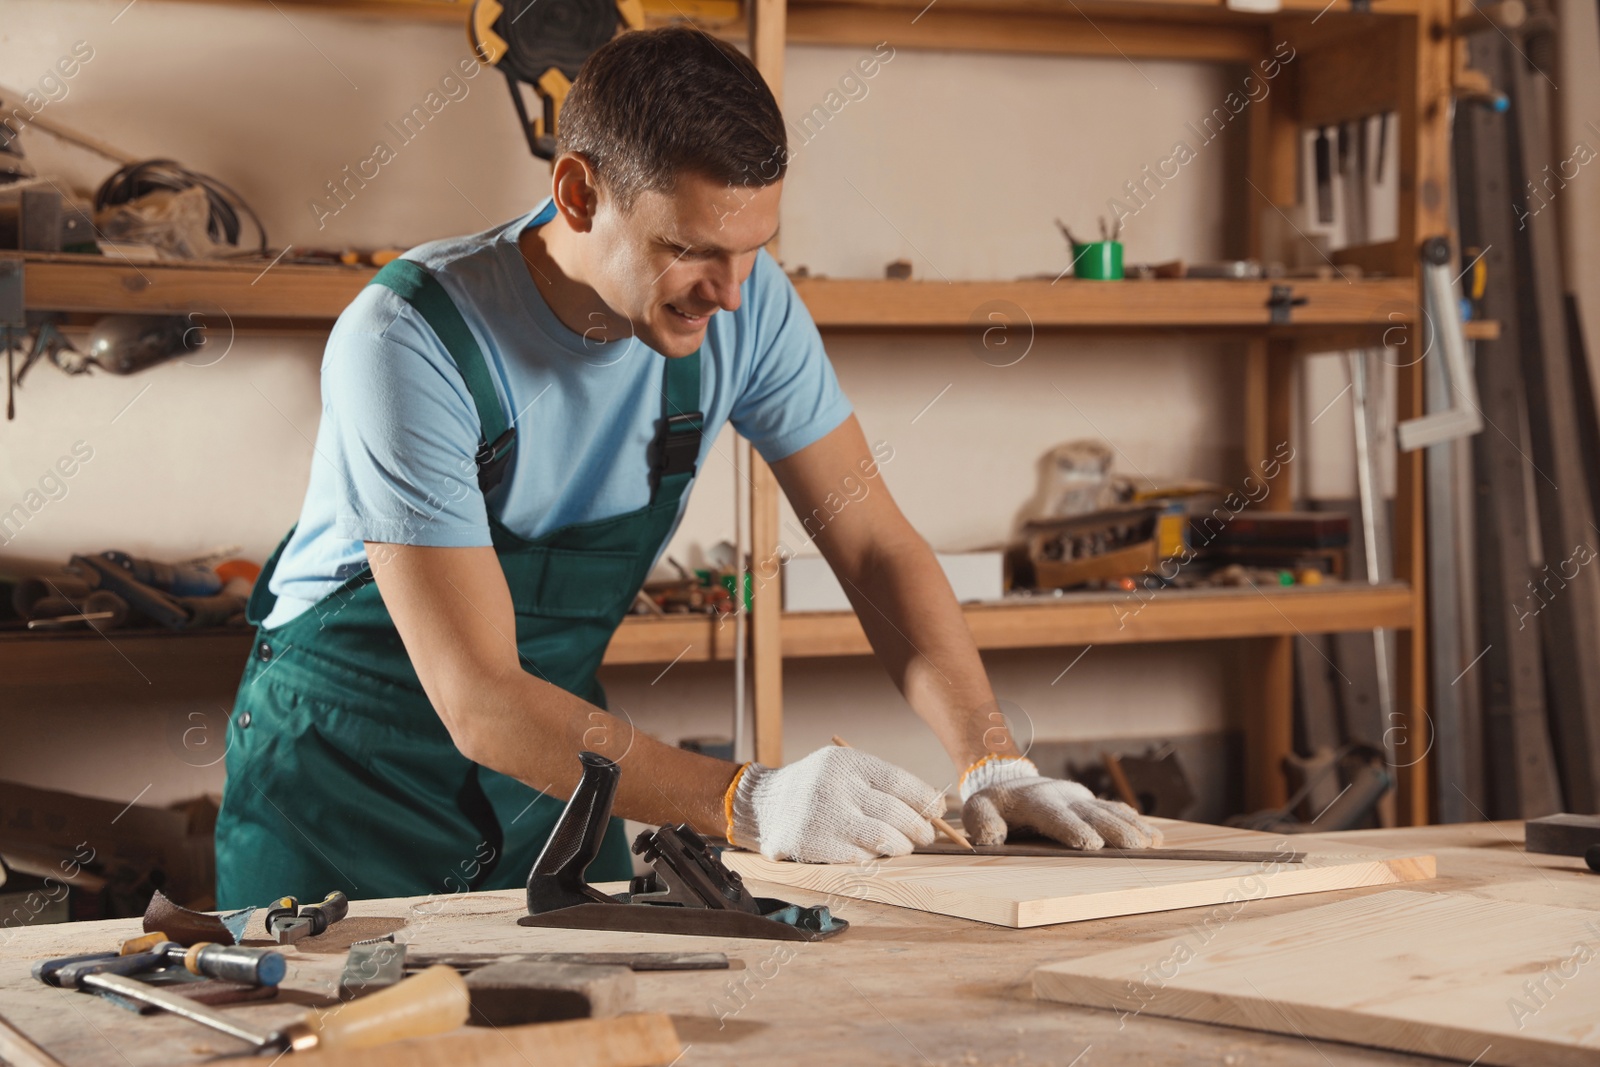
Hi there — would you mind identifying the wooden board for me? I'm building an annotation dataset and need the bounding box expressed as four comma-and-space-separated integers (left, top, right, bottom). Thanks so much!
723, 821, 1434, 928
1034, 889, 1600, 1066
213, 1015, 681, 1067
780, 583, 1414, 658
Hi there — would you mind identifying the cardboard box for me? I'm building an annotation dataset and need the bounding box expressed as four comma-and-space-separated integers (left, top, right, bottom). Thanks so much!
782, 551, 1005, 612
0, 780, 218, 923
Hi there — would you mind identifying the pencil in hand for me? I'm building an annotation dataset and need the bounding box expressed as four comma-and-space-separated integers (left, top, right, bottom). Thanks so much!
830, 735, 975, 851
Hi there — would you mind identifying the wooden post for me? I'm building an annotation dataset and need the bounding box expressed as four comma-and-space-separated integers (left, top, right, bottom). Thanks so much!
1389, 0, 1453, 824
748, 0, 787, 766
1241, 62, 1301, 814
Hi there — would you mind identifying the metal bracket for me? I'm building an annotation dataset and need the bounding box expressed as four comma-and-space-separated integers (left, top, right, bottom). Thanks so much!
1267, 285, 1308, 324
1397, 236, 1485, 451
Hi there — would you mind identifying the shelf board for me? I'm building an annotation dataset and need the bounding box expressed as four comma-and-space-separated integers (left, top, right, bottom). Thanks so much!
11, 252, 375, 326
602, 612, 737, 666
15, 254, 1421, 334
795, 277, 1419, 331
0, 613, 734, 704
155, 0, 744, 27
781, 582, 1414, 657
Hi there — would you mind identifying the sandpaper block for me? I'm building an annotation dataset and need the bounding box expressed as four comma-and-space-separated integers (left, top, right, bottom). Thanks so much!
143, 889, 254, 946
1525, 813, 1600, 856
465, 961, 635, 1027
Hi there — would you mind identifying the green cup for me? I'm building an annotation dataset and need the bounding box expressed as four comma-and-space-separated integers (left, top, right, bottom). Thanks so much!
1071, 240, 1124, 281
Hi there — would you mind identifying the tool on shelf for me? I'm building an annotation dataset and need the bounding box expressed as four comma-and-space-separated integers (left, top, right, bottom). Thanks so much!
37, 957, 467, 1055
517, 751, 847, 941
469, 0, 642, 162
266, 890, 350, 944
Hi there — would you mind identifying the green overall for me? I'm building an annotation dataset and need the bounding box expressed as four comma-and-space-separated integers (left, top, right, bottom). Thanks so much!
214, 260, 704, 909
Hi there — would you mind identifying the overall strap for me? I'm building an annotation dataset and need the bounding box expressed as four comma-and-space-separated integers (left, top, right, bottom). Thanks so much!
651, 350, 704, 503
369, 259, 515, 492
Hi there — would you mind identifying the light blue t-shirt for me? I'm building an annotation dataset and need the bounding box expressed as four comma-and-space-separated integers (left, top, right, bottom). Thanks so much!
263, 197, 850, 627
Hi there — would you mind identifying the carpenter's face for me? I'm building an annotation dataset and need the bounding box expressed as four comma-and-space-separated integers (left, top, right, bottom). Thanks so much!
590, 171, 782, 359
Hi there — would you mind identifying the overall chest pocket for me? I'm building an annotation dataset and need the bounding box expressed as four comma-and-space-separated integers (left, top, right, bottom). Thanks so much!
503, 545, 640, 620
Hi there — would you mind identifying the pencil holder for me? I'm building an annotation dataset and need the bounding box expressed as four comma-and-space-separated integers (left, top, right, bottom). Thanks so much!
1071, 240, 1123, 280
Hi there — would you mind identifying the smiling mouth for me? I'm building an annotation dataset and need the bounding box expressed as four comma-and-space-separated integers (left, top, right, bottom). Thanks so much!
667, 303, 711, 325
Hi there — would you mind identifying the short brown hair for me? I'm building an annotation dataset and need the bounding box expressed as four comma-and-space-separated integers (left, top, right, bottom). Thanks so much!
556, 26, 787, 212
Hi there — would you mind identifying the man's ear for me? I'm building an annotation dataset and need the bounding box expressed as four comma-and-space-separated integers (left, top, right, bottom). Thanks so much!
551, 152, 601, 233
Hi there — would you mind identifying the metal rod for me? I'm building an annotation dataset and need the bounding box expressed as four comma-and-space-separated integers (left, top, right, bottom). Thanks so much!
911, 844, 1305, 863
26, 612, 115, 630
1348, 349, 1397, 768
83, 973, 276, 1051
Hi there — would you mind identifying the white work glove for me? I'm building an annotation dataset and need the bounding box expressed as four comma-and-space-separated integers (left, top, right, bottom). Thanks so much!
727, 747, 944, 863
960, 756, 1164, 850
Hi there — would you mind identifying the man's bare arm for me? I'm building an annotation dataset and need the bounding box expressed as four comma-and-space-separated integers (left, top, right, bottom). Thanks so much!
365, 540, 736, 831
769, 415, 1021, 770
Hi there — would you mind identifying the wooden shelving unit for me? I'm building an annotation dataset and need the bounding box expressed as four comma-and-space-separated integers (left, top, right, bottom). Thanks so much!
739, 0, 1448, 825
7, 0, 1450, 823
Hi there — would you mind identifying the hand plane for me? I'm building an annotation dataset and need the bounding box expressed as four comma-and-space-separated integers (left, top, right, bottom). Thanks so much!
518, 752, 847, 941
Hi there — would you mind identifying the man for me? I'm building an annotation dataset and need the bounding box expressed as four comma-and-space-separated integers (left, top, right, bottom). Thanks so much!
214, 27, 1158, 908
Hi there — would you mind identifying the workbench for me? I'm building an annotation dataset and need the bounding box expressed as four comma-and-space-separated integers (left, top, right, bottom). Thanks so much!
1, 822, 1590, 1067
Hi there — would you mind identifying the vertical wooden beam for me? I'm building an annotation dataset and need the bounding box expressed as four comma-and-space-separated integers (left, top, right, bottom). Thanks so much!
748, 0, 786, 103
1246, 37, 1301, 259
1242, 338, 1298, 811
1243, 55, 1302, 817
1389, 0, 1452, 824
1244, 635, 1296, 812
748, 0, 787, 767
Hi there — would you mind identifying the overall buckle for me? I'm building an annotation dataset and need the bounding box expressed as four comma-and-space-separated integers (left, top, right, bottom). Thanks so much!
476, 427, 517, 492
651, 412, 703, 491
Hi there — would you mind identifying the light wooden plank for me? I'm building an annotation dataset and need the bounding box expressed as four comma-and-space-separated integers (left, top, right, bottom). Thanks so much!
1035, 889, 1600, 1066
781, 583, 1414, 656
725, 820, 1434, 928
749, 455, 784, 765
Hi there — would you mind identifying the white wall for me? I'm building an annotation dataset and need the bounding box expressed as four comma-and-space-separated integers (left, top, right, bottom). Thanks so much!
0, 0, 1290, 803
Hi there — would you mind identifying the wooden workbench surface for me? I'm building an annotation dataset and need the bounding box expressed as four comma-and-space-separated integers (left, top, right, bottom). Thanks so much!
2, 822, 1594, 1067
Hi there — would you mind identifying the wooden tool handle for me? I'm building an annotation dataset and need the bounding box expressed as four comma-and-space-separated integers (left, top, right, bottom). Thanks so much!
308, 965, 468, 1051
